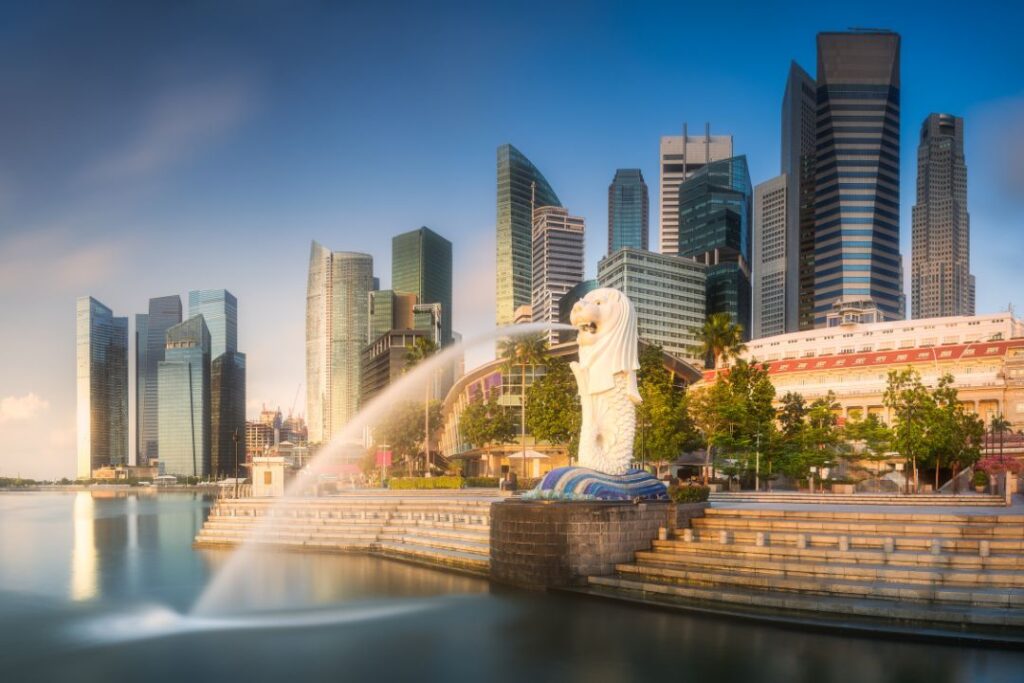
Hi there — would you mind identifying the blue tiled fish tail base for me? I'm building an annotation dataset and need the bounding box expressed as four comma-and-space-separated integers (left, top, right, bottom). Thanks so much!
532, 466, 669, 501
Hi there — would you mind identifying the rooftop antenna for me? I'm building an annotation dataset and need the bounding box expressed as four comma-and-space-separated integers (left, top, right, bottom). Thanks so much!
705, 122, 711, 163
682, 122, 688, 177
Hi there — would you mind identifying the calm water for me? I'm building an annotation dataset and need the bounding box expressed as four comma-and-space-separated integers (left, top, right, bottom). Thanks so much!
0, 492, 1021, 682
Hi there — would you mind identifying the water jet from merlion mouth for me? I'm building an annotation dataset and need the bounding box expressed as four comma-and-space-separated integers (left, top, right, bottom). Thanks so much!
191, 321, 575, 616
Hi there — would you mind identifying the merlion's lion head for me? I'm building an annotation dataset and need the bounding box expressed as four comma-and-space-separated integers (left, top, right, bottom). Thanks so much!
570, 288, 640, 398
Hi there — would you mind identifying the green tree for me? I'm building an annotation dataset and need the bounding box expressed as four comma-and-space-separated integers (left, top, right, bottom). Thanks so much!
499, 333, 549, 476
844, 413, 894, 477
777, 392, 807, 439
883, 368, 935, 492
688, 380, 732, 485
460, 394, 517, 452
405, 336, 439, 474
526, 358, 582, 460
375, 400, 443, 476
715, 360, 778, 484
634, 344, 700, 476
990, 413, 1012, 456
928, 375, 985, 488
693, 312, 747, 370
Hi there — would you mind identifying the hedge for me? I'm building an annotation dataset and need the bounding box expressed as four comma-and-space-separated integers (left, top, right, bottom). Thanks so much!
668, 485, 710, 503
388, 476, 464, 490
465, 477, 500, 488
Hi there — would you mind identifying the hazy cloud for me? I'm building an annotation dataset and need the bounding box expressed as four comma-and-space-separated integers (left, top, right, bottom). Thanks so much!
971, 95, 1024, 207
79, 79, 257, 186
0, 228, 127, 292
0, 393, 50, 423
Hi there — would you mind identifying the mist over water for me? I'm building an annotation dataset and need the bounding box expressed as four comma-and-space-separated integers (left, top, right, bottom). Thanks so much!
192, 322, 575, 615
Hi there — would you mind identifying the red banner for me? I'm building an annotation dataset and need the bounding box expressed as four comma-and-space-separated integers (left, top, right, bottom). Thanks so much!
375, 449, 392, 467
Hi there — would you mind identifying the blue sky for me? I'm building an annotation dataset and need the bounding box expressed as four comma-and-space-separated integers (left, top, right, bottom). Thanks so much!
1, 0, 1022, 478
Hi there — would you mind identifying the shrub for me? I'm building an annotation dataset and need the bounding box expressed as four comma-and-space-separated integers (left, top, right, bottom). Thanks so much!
669, 485, 710, 503
464, 477, 500, 488
388, 476, 464, 490
973, 470, 989, 487
515, 477, 541, 491
976, 455, 1022, 476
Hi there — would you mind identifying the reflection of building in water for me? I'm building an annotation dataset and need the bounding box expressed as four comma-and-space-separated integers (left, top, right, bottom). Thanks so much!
70, 492, 97, 601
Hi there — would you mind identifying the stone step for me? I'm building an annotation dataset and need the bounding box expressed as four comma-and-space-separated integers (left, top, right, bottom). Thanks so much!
194, 531, 372, 550
614, 560, 1024, 608
378, 526, 489, 544
709, 493, 1006, 506
693, 517, 1024, 538
584, 575, 1024, 629
374, 540, 490, 572
196, 527, 380, 544
703, 508, 1021, 523
376, 532, 489, 555
674, 528, 1024, 554
630, 549, 1024, 589
652, 539, 1024, 570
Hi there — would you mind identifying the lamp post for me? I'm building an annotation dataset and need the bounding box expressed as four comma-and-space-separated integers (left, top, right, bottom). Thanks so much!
809, 466, 817, 494
232, 428, 240, 499
755, 432, 761, 492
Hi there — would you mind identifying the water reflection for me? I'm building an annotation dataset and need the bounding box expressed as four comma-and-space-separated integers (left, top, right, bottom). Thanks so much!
70, 492, 97, 600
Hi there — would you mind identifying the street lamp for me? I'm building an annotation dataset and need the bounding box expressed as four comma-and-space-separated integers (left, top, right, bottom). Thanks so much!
754, 432, 761, 492
232, 428, 240, 499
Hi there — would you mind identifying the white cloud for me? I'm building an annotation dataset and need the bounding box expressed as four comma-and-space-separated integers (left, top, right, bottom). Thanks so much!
0, 393, 50, 423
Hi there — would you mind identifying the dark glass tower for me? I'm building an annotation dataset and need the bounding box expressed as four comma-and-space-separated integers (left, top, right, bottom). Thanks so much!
392, 226, 453, 345
912, 113, 974, 318
814, 30, 904, 326
782, 62, 818, 332
158, 315, 211, 477
76, 297, 128, 478
677, 155, 753, 337
496, 144, 561, 327
608, 169, 649, 254
135, 295, 182, 465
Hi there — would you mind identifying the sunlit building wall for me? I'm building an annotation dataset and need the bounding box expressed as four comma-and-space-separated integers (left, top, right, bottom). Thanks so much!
531, 206, 585, 345
158, 315, 211, 477
753, 175, 789, 339
659, 126, 733, 255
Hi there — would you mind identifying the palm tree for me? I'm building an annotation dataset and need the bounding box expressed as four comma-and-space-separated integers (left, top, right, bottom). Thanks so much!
405, 336, 438, 476
499, 333, 549, 477
991, 413, 1012, 457
693, 312, 747, 370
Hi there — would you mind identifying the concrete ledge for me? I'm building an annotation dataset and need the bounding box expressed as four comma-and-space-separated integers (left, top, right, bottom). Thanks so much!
489, 499, 670, 589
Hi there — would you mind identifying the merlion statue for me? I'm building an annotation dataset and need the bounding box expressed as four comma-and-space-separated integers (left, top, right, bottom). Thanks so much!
569, 288, 641, 475
525, 287, 667, 501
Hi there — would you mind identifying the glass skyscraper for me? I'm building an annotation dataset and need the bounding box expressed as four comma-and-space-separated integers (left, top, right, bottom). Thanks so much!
677, 155, 753, 337
912, 113, 974, 319
158, 315, 211, 477
306, 242, 374, 444
76, 296, 128, 478
814, 30, 904, 326
608, 169, 649, 254
392, 226, 453, 345
496, 143, 561, 327
188, 289, 237, 359
135, 295, 182, 465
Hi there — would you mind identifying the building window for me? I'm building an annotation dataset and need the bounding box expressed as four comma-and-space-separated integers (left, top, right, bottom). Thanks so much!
264, 471, 272, 485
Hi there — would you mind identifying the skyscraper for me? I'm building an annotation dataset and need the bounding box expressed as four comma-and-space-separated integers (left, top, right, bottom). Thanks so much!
135, 295, 182, 465
608, 169, 649, 254
158, 315, 211, 477
306, 242, 374, 444
367, 290, 418, 342
781, 62, 818, 332
496, 144, 561, 327
678, 155, 753, 337
392, 226, 453, 345
658, 125, 733, 255
752, 174, 789, 339
598, 248, 707, 363
189, 288, 245, 478
531, 206, 585, 344
912, 113, 974, 319
76, 296, 128, 478
814, 30, 904, 326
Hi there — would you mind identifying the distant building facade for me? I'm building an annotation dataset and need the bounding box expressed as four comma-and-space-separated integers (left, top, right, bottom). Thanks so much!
368, 290, 418, 342
813, 30, 904, 326
608, 169, 649, 253
135, 295, 181, 465
531, 206, 585, 345
360, 328, 436, 406
658, 125, 733, 255
677, 155, 753, 337
912, 113, 974, 319
598, 247, 707, 363
76, 296, 129, 478
557, 279, 599, 343
753, 174, 789, 339
158, 315, 211, 477
392, 226, 453, 345
306, 242, 375, 444
496, 144, 562, 327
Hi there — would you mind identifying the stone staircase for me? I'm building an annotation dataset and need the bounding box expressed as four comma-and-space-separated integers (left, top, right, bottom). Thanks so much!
709, 491, 1008, 506
585, 505, 1024, 640
195, 495, 496, 575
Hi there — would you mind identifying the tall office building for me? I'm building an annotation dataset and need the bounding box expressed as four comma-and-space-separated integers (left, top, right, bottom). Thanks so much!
608, 169, 649, 253
814, 30, 904, 326
496, 144, 562, 327
912, 113, 974, 319
392, 227, 453, 345
158, 315, 211, 477
189, 288, 245, 478
752, 175, 789, 339
678, 156, 753, 337
135, 295, 181, 465
188, 289, 237, 360
76, 296, 128, 478
782, 62, 818, 331
367, 290, 418, 342
306, 242, 374, 444
598, 248, 707, 363
531, 206, 585, 344
658, 125, 733, 255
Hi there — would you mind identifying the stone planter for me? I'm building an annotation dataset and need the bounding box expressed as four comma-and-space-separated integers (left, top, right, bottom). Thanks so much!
831, 484, 855, 495
666, 501, 709, 533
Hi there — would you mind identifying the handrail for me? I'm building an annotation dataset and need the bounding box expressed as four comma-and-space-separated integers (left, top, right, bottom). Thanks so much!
938, 466, 973, 494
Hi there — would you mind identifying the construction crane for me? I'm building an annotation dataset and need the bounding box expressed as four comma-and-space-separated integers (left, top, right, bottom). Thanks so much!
289, 383, 301, 417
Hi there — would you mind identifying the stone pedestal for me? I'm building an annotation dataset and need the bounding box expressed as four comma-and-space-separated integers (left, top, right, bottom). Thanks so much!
489, 499, 671, 589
